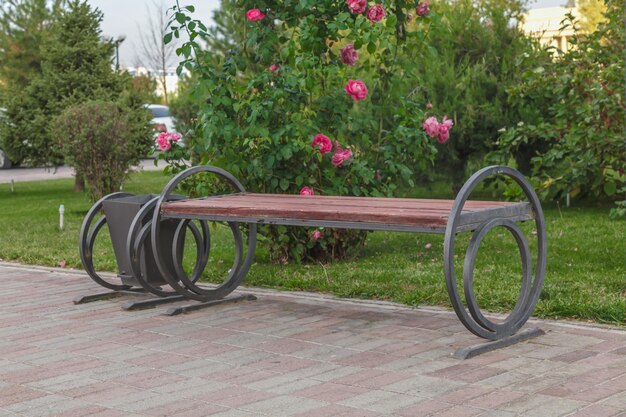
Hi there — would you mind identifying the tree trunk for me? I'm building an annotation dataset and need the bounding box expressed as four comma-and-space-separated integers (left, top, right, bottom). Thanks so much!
74, 174, 85, 192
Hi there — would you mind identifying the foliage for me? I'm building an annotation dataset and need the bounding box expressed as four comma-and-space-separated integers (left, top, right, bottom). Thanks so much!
0, 0, 66, 103
410, 0, 537, 190
51, 100, 151, 200
577, 0, 607, 33
0, 0, 122, 166
129, 73, 160, 104
206, 0, 248, 60
493, 0, 625, 214
168, 73, 202, 144
0, 0, 145, 169
166, 0, 449, 262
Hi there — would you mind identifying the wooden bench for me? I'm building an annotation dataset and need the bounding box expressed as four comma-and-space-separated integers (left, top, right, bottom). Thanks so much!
150, 165, 546, 358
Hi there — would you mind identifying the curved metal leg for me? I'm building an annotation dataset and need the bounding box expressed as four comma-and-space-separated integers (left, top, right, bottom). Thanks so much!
444, 166, 547, 340
126, 197, 210, 297
79, 192, 134, 291
151, 166, 258, 302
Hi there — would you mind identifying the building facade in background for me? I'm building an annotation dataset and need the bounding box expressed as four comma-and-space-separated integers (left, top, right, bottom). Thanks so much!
522, 5, 579, 52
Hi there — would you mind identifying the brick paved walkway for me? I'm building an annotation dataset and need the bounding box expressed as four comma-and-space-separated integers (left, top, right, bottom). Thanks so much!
0, 263, 624, 417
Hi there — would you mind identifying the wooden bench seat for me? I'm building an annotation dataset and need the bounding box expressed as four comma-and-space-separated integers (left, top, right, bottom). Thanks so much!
160, 193, 533, 233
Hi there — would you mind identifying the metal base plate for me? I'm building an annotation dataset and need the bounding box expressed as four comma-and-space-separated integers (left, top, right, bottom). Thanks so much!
121, 295, 186, 311
454, 327, 545, 360
73, 288, 146, 304
164, 294, 257, 316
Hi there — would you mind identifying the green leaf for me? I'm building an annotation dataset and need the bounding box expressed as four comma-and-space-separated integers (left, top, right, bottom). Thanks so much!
164, 33, 173, 44
367, 41, 376, 54
279, 178, 289, 191
604, 181, 616, 196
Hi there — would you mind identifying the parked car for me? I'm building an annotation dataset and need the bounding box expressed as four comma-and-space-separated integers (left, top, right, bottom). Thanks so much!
146, 104, 177, 135
0, 107, 16, 169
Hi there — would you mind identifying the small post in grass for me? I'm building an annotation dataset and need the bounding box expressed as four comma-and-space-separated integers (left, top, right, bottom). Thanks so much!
59, 204, 65, 231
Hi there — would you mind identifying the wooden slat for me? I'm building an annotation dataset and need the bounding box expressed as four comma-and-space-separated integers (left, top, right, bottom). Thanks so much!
160, 193, 531, 229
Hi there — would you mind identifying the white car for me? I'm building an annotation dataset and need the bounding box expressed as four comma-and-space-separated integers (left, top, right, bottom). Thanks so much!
0, 107, 16, 169
146, 104, 177, 135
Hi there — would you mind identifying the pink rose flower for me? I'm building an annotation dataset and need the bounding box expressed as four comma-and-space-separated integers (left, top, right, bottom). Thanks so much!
422, 116, 439, 138
416, 1, 430, 17
156, 132, 181, 151
268, 64, 278, 72
311, 230, 323, 241
340, 44, 358, 66
311, 134, 333, 154
366, 5, 386, 22
300, 186, 315, 196
437, 116, 454, 143
346, 0, 367, 14
425, 243, 432, 249
246, 8, 265, 22
332, 148, 353, 167
156, 133, 171, 151
345, 79, 368, 101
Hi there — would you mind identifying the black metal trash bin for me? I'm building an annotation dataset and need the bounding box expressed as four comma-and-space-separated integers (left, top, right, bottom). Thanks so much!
101, 194, 174, 287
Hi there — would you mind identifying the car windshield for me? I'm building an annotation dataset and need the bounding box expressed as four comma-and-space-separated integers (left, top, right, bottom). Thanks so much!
150, 106, 170, 118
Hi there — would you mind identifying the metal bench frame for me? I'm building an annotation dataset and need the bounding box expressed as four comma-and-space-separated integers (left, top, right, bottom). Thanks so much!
147, 165, 546, 357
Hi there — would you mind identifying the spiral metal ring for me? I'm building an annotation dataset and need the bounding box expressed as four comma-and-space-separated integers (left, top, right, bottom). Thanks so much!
443, 166, 547, 340
151, 166, 258, 302
126, 196, 209, 297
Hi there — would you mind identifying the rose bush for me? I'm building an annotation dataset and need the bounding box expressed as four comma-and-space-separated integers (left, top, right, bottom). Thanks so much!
165, 0, 453, 261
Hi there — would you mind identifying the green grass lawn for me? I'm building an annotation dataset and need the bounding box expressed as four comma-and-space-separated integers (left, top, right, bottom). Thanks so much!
0, 171, 624, 325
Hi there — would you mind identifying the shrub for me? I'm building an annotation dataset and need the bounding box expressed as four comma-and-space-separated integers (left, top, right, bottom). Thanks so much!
409, 0, 537, 192
52, 100, 151, 201
165, 1, 454, 262
493, 0, 625, 213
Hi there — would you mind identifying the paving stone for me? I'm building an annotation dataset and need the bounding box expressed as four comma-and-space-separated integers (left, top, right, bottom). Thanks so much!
240, 395, 328, 417
0, 264, 625, 417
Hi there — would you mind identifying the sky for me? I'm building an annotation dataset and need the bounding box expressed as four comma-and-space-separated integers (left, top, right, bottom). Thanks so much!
88, 0, 221, 68
88, 0, 566, 68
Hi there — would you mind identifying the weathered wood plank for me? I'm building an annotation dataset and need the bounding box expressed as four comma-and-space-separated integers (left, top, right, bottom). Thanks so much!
160, 193, 531, 230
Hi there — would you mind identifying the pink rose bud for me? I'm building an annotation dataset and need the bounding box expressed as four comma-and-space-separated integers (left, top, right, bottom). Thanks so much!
416, 1, 430, 17
437, 127, 450, 144
340, 44, 358, 66
437, 116, 453, 143
311, 134, 333, 154
422, 116, 439, 138
268, 64, 278, 72
246, 8, 265, 22
331, 148, 353, 167
345, 79, 368, 101
426, 102, 433, 109
311, 230, 323, 241
300, 186, 315, 196
346, 0, 367, 14
366, 5, 386, 22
